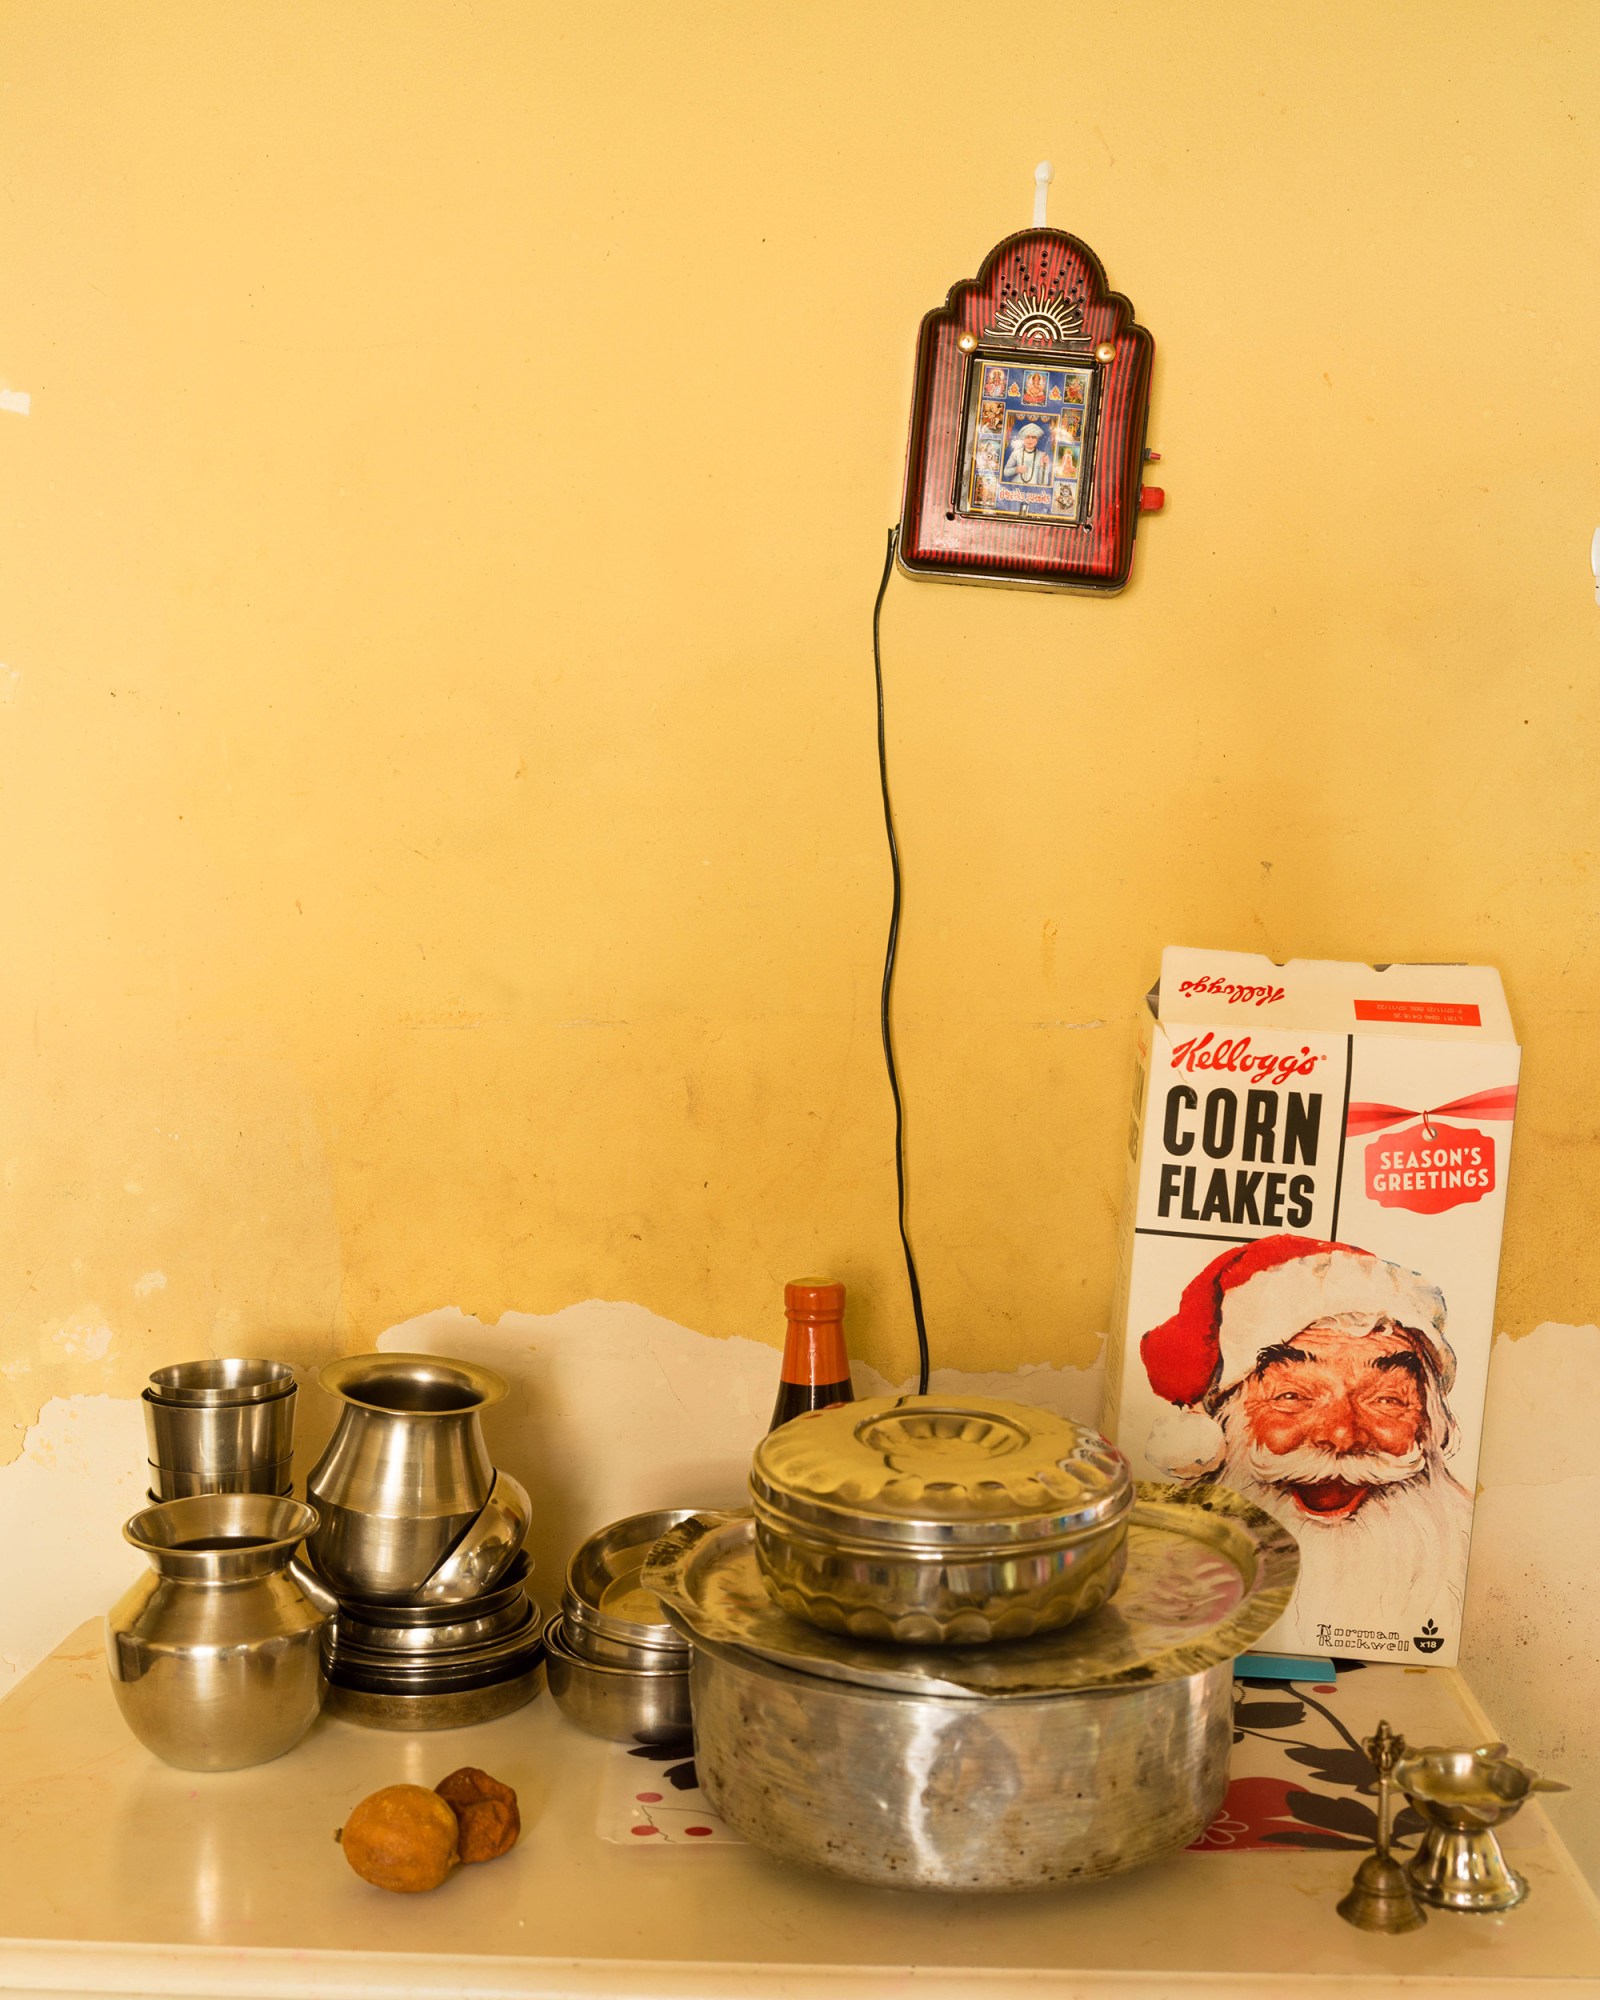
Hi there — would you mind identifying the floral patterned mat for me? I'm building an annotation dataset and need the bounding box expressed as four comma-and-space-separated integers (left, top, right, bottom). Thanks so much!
599, 1735, 737, 1844
599, 1661, 1414, 1853
1192, 1662, 1424, 1853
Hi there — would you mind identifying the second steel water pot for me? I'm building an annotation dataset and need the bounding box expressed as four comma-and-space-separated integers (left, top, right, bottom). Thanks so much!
305, 1352, 506, 1601
107, 1494, 326, 1771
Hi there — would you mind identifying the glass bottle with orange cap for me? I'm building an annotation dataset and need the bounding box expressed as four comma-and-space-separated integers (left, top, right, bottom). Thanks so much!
768, 1278, 856, 1431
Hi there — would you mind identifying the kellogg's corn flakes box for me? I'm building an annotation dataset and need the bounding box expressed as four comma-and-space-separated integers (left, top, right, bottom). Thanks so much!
1103, 948, 1519, 1665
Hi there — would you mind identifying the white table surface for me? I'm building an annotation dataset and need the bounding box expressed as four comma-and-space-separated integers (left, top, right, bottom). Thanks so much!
1, 1621, 1597, 2000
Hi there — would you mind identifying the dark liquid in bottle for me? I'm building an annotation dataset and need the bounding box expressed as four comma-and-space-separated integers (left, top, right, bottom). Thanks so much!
769, 1374, 854, 1430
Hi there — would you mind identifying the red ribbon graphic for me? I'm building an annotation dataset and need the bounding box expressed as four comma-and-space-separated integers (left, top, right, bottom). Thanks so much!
1345, 1085, 1519, 1137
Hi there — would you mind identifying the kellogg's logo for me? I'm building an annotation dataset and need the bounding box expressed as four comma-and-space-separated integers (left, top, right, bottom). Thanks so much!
1348, 1086, 1518, 1218
1177, 975, 1286, 1009
1168, 1033, 1326, 1089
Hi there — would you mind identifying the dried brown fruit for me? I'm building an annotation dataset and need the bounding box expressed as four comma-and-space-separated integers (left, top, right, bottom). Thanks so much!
340, 1784, 460, 1893
435, 1765, 521, 1863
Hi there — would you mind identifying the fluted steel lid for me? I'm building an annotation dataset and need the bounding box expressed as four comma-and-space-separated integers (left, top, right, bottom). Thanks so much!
750, 1394, 1131, 1552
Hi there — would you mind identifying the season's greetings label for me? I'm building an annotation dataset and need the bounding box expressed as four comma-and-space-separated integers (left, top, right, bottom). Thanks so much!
1365, 1121, 1496, 1214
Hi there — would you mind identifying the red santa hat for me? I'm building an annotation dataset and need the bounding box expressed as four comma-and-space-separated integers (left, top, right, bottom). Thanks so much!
1139, 1235, 1452, 1478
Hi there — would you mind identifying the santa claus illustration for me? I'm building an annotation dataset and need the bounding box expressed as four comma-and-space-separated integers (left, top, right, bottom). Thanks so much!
1139, 1234, 1472, 1633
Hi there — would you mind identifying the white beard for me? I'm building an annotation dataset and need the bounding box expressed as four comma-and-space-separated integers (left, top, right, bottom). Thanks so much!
1219, 1426, 1474, 1636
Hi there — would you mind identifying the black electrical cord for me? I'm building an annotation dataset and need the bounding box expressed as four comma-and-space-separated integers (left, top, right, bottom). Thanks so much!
872, 526, 931, 1395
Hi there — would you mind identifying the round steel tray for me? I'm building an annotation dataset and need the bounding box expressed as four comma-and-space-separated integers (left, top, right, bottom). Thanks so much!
324, 1663, 543, 1730
323, 1597, 544, 1696
331, 1549, 533, 1626
335, 1592, 533, 1654
643, 1482, 1298, 1700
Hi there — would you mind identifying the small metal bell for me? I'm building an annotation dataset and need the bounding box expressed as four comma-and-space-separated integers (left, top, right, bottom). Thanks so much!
1338, 1848, 1428, 1934
1338, 1720, 1427, 1934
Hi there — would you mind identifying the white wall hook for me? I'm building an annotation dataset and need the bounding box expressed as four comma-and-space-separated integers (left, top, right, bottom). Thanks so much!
1033, 161, 1053, 229
1591, 524, 1600, 607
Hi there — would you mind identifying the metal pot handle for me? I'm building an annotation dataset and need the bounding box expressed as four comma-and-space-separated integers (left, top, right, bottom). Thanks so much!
288, 1551, 339, 1617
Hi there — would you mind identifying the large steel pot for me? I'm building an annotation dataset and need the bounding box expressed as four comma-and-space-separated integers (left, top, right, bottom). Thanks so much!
688, 1631, 1231, 1891
645, 1487, 1298, 1893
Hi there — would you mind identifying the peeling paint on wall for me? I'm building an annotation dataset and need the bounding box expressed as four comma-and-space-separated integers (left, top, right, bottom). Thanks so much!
51, 1308, 114, 1362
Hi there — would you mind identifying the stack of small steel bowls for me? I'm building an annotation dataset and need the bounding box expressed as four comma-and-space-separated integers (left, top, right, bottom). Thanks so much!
544, 1508, 696, 1742
143, 1359, 297, 1502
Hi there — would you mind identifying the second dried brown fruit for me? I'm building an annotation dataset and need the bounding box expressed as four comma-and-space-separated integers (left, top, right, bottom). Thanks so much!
435, 1765, 521, 1863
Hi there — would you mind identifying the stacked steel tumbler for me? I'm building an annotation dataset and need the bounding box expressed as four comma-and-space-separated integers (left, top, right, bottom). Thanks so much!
143, 1358, 298, 1502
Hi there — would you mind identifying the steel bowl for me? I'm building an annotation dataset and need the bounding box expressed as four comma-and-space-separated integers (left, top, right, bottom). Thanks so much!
413, 1469, 530, 1606
328, 1550, 534, 1627
563, 1507, 701, 1642
543, 1613, 691, 1744
330, 1562, 537, 1657
335, 1593, 533, 1654
323, 1669, 542, 1731
559, 1593, 691, 1670
750, 1396, 1133, 1644
146, 1358, 297, 1406
322, 1594, 546, 1732
326, 1604, 543, 1686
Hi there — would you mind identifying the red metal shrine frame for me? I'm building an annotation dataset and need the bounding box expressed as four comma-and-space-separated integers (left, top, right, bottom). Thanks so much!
898, 228, 1154, 593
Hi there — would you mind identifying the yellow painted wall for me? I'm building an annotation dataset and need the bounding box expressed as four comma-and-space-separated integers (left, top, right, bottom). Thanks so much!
2, 1, 1598, 1453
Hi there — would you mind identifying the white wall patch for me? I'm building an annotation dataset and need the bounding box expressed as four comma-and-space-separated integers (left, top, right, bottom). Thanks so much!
0, 389, 32, 416
50, 1310, 114, 1361
0, 1395, 147, 1694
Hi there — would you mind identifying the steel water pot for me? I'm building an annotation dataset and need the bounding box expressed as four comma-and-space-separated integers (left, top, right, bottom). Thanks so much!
305, 1352, 506, 1601
106, 1494, 326, 1771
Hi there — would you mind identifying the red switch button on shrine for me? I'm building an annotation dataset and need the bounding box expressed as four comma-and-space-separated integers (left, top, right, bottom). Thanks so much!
1139, 486, 1166, 513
